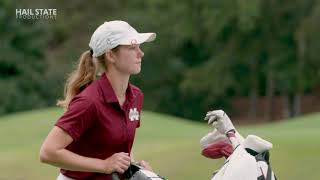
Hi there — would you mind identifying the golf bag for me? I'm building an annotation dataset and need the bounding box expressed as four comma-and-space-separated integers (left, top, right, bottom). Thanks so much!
210, 144, 277, 180
201, 131, 277, 180
112, 163, 165, 180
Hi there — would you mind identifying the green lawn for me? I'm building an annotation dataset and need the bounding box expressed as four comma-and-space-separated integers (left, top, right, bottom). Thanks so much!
0, 108, 319, 180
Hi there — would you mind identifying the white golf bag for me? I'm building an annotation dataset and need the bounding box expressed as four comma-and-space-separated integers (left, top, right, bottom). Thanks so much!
201, 131, 277, 180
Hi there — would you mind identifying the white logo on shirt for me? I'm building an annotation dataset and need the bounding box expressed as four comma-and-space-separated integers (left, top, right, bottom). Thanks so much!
129, 108, 139, 121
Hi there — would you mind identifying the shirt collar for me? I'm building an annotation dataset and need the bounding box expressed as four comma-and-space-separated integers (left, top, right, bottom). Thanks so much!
98, 73, 136, 104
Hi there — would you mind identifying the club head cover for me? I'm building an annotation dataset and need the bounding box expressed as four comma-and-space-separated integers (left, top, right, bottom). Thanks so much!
243, 135, 273, 154
202, 139, 233, 159
200, 129, 227, 149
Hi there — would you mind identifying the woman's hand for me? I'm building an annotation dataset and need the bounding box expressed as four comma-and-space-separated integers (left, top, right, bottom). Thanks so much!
101, 152, 131, 174
138, 160, 153, 171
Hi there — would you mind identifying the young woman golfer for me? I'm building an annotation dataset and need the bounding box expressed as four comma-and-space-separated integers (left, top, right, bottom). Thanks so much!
39, 20, 156, 180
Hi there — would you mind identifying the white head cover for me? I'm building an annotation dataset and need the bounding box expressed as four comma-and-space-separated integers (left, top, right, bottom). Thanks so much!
243, 135, 273, 153
89, 20, 156, 57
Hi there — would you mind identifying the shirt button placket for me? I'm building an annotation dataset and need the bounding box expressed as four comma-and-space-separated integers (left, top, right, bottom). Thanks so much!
121, 103, 130, 152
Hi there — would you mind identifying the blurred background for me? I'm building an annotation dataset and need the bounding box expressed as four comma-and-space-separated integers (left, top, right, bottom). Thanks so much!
0, 0, 320, 179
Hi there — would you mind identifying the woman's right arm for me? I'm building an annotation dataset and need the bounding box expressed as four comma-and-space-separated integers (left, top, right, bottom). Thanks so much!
39, 126, 131, 174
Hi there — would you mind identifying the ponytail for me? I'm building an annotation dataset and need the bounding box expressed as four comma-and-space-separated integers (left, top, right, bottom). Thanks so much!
57, 50, 97, 109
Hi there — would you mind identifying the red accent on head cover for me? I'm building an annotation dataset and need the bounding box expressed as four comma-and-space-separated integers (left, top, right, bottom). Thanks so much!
202, 139, 233, 159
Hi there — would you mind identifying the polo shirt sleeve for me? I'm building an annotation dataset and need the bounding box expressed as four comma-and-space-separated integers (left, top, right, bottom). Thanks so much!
55, 96, 97, 141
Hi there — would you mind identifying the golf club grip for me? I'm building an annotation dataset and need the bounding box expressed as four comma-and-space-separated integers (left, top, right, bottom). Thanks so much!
112, 172, 120, 180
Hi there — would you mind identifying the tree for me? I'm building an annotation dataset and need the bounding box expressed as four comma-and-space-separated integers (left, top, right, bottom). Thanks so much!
0, 0, 49, 114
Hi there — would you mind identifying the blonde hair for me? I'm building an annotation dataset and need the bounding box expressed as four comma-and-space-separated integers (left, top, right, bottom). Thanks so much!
57, 50, 107, 109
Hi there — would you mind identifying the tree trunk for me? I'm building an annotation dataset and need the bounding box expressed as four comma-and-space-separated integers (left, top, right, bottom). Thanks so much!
294, 24, 306, 117
293, 93, 301, 116
249, 59, 258, 120
283, 92, 290, 119
249, 86, 258, 120
265, 69, 275, 121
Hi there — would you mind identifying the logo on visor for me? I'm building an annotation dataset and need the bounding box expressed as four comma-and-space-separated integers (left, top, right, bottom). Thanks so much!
131, 39, 137, 45
129, 108, 139, 121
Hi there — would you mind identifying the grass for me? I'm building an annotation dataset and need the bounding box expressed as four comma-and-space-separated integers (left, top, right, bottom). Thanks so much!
0, 108, 319, 180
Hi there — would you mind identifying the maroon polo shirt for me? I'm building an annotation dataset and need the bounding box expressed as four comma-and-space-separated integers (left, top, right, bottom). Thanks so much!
55, 73, 143, 180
